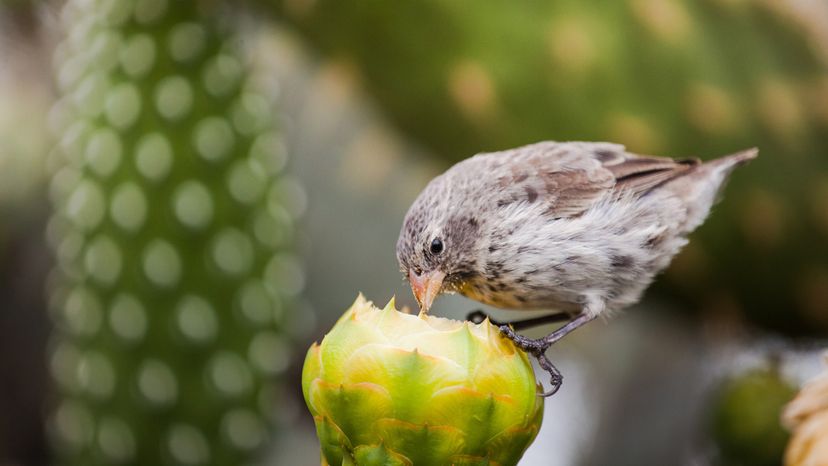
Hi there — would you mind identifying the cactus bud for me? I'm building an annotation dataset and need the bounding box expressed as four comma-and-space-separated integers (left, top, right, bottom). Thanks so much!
303, 295, 543, 466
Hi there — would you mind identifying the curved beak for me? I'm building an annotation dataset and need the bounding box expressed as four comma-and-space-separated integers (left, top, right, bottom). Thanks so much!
408, 269, 446, 313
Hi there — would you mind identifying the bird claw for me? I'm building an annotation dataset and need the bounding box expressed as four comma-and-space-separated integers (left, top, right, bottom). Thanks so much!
536, 352, 563, 397
498, 325, 551, 354
468, 310, 592, 397
497, 324, 562, 397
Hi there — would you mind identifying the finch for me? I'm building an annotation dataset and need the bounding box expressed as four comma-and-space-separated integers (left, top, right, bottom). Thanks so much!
396, 141, 757, 395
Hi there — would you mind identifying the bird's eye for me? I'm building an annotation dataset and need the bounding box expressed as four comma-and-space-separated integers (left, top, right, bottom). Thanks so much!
430, 238, 444, 255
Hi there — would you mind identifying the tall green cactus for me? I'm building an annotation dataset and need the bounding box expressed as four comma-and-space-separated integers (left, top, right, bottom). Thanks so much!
47, 1, 299, 464
265, 0, 828, 336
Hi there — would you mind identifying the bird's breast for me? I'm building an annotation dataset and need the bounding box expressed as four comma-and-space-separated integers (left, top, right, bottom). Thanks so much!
456, 276, 544, 311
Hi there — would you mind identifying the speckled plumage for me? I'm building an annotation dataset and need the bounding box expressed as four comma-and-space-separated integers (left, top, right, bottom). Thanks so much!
397, 141, 757, 318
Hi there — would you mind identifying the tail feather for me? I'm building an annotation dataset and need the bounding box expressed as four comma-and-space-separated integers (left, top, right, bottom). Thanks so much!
664, 148, 758, 233
702, 147, 759, 174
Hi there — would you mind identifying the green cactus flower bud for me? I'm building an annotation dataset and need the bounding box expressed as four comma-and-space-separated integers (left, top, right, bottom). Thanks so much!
303, 295, 544, 466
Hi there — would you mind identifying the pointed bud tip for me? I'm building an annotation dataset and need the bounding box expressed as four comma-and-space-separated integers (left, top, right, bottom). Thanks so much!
483, 318, 497, 341
460, 320, 476, 337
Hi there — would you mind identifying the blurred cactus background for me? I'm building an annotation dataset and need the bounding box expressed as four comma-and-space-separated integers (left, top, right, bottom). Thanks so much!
46, 0, 301, 465
0, 0, 825, 465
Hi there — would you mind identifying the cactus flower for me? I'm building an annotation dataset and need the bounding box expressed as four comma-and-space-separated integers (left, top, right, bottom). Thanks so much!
783, 354, 828, 466
302, 295, 544, 466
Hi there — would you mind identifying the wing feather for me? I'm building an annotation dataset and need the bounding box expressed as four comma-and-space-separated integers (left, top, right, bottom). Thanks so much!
462, 141, 701, 219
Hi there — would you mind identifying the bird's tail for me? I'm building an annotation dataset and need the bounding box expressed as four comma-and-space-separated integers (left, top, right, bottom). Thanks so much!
701, 147, 759, 174
666, 148, 758, 233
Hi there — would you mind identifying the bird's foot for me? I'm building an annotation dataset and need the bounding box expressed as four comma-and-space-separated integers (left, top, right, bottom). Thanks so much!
536, 352, 563, 397
498, 324, 562, 396
498, 324, 550, 354
468, 310, 596, 397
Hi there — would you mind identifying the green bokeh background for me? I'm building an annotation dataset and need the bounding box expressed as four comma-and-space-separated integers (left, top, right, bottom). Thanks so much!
0, 0, 825, 465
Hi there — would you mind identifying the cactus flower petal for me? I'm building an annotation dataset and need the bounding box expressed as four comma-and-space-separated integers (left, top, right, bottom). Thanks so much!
375, 419, 466, 465
308, 380, 393, 446
316, 415, 353, 466
353, 444, 411, 466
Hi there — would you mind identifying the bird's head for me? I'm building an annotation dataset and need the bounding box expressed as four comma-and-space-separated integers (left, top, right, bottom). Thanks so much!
396, 175, 481, 313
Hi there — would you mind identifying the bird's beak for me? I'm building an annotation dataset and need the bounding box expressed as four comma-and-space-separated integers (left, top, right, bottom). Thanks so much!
409, 269, 446, 313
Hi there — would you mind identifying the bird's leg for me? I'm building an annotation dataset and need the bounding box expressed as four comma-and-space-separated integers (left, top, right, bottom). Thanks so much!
507, 312, 574, 331
541, 312, 597, 346
466, 309, 571, 330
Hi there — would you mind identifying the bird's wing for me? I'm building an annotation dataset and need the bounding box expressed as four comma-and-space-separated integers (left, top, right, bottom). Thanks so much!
596, 145, 700, 196
468, 141, 700, 218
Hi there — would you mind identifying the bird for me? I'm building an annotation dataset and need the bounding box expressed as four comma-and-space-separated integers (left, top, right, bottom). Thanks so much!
396, 141, 757, 395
